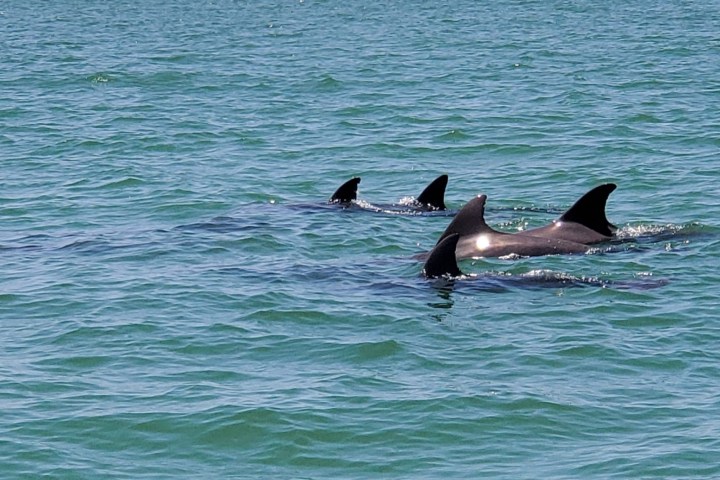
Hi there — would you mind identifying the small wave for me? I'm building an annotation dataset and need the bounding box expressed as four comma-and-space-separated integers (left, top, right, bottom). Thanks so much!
0, 242, 44, 253
627, 113, 662, 123
58, 238, 109, 252
438, 267, 670, 292
441, 269, 607, 291
99, 177, 145, 189
435, 129, 471, 141
88, 72, 113, 84
151, 200, 231, 217
175, 216, 262, 234
347, 339, 403, 362
142, 71, 188, 85
315, 74, 342, 90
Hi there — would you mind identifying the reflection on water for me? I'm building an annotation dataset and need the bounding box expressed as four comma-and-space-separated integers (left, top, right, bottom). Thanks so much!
428, 282, 454, 322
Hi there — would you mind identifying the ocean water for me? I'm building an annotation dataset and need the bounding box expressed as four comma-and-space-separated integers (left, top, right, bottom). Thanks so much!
2, 1, 720, 478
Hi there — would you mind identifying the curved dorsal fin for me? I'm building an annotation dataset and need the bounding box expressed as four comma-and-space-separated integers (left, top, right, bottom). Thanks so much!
559, 183, 617, 235
436, 194, 493, 244
329, 177, 361, 204
423, 233, 463, 278
416, 174, 448, 210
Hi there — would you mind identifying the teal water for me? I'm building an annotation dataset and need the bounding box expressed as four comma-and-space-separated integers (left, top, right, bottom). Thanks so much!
2, 1, 720, 478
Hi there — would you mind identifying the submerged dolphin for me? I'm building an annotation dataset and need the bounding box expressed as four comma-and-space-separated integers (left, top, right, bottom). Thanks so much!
523, 183, 617, 244
328, 175, 448, 211
435, 194, 589, 259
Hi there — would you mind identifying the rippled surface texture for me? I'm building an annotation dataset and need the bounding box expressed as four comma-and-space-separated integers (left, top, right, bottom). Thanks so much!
2, 1, 720, 478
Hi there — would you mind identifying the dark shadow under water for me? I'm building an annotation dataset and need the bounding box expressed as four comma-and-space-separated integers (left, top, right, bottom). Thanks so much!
1, 202, 708, 318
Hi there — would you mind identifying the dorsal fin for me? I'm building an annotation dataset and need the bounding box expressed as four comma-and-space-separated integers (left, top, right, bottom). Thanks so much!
329, 177, 361, 204
436, 194, 494, 244
559, 183, 617, 235
423, 233, 463, 278
416, 174, 448, 210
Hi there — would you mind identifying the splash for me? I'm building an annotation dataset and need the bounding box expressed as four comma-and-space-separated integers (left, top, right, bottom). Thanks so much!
613, 222, 713, 248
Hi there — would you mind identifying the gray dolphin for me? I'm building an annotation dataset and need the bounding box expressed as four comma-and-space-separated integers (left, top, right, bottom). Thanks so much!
435, 195, 589, 259
523, 183, 617, 244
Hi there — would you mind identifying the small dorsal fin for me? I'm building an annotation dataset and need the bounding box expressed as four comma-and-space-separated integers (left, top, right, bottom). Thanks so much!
423, 233, 463, 278
329, 177, 361, 204
559, 183, 617, 235
436, 194, 493, 244
416, 174, 448, 210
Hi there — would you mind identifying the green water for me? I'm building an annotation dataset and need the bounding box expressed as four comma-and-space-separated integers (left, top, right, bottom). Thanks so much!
2, 1, 720, 478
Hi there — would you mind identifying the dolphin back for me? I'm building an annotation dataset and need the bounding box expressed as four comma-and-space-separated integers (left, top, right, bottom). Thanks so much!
423, 233, 463, 278
416, 174, 448, 210
559, 183, 617, 236
329, 177, 361, 204
436, 195, 492, 244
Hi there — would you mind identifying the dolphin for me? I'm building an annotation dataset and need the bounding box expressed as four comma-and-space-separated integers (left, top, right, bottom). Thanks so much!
522, 183, 617, 244
435, 194, 589, 259
328, 175, 448, 211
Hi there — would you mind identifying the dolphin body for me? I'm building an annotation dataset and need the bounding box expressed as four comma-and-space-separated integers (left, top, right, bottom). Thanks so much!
329, 175, 448, 211
522, 183, 617, 244
435, 195, 590, 260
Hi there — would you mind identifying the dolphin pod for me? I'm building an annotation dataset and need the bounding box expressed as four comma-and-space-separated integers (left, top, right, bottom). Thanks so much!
326, 176, 619, 279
